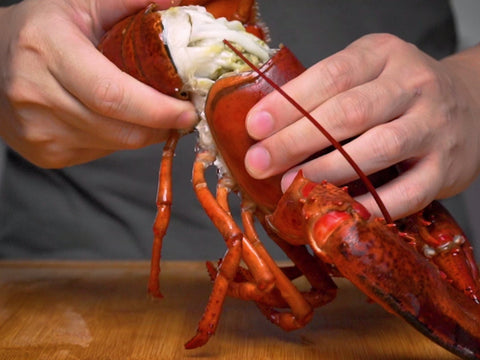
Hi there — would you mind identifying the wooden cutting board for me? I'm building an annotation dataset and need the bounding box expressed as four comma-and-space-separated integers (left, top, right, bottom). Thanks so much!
0, 261, 457, 359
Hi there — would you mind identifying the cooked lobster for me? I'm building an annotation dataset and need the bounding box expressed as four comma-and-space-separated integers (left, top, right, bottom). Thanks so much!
98, 2, 480, 359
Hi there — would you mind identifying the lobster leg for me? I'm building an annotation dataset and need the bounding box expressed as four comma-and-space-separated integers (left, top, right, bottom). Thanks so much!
240, 199, 336, 329
209, 161, 320, 309
215, 176, 276, 291
189, 150, 287, 347
186, 150, 246, 349
201, 195, 319, 331
259, 215, 339, 299
189, 150, 321, 345
149, 130, 181, 298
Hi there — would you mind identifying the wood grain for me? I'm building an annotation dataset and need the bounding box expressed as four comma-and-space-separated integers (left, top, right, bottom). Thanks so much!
0, 261, 457, 359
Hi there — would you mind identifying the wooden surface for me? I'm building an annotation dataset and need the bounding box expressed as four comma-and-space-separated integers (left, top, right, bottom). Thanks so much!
0, 261, 458, 360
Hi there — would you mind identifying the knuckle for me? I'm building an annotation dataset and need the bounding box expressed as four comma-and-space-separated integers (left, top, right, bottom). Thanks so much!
413, 65, 439, 90
5, 77, 46, 109
267, 131, 304, 172
113, 126, 155, 149
321, 54, 356, 94
370, 124, 408, 166
16, 19, 41, 50
396, 179, 431, 212
91, 78, 126, 116
366, 33, 400, 47
5, 63, 46, 108
22, 139, 70, 169
15, 114, 50, 145
336, 91, 371, 130
11, 118, 71, 168
275, 133, 297, 161
5, 80, 28, 105
359, 33, 406, 53
357, 33, 420, 65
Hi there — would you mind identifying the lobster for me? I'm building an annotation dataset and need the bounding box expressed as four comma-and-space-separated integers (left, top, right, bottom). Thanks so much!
98, 2, 480, 359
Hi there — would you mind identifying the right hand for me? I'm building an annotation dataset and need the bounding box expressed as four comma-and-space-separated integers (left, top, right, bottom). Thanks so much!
244, 34, 480, 220
0, 0, 196, 168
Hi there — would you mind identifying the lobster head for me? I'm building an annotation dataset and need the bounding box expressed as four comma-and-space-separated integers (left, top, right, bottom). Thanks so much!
265, 171, 372, 246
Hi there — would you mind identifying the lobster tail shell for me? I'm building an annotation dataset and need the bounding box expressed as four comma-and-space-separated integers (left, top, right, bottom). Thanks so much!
98, 4, 186, 100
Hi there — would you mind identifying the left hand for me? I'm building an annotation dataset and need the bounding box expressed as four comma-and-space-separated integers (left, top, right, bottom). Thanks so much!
244, 34, 480, 219
0, 0, 195, 168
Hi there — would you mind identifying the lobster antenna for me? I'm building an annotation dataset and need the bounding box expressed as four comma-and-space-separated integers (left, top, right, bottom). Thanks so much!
224, 39, 393, 224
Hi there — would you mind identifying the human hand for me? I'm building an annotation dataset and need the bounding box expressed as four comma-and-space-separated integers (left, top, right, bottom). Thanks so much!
244, 34, 480, 219
0, 0, 196, 168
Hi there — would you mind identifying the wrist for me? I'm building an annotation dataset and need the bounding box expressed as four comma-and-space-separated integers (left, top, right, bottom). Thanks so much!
441, 45, 480, 186
441, 45, 480, 107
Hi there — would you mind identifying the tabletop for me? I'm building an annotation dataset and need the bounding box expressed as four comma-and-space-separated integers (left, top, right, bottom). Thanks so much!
0, 261, 457, 360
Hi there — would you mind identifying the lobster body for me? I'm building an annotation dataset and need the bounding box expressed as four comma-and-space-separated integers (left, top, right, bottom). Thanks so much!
98, 3, 480, 359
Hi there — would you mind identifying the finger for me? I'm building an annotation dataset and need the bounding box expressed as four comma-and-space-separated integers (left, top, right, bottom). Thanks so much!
45, 82, 175, 150
60, 107, 171, 150
246, 34, 390, 140
282, 111, 430, 189
48, 27, 197, 130
9, 50, 172, 157
14, 100, 161, 167
354, 156, 441, 220
8, 104, 116, 168
245, 76, 418, 180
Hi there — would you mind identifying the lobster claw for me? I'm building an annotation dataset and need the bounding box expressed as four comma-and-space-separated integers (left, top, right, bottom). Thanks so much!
269, 171, 480, 360
399, 201, 480, 304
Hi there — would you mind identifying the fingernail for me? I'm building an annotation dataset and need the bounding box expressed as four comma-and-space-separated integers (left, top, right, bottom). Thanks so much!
281, 171, 296, 192
246, 110, 274, 139
176, 110, 197, 129
245, 145, 271, 178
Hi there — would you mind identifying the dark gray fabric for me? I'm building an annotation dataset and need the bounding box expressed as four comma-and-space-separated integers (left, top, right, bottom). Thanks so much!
1, 0, 19, 5
1, 1, 465, 260
258, 0, 456, 65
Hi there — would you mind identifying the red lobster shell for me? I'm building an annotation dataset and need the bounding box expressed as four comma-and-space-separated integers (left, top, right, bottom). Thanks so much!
98, 3, 480, 359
